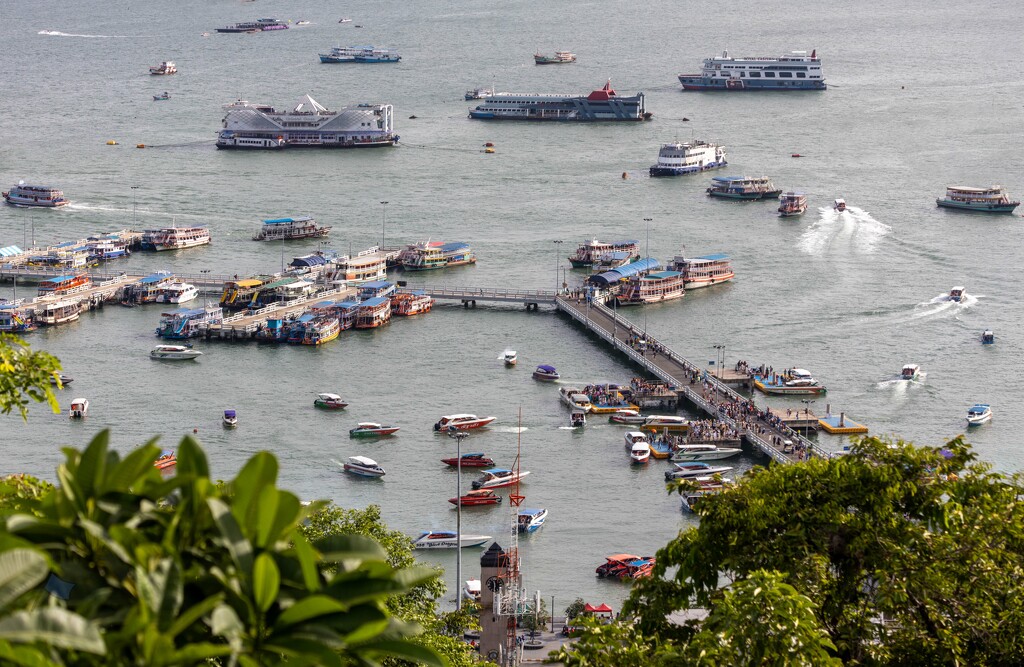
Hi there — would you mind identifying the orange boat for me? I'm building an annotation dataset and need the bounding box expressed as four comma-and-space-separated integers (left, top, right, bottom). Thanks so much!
448, 490, 502, 507
154, 450, 177, 470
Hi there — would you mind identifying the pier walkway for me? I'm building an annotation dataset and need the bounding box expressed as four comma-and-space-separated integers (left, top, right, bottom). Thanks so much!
398, 285, 558, 309
204, 286, 356, 339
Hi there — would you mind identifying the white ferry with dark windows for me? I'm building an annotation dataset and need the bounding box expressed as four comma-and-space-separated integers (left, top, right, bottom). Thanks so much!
678, 50, 826, 91
253, 216, 331, 241
216, 18, 289, 33
216, 95, 398, 149
3, 184, 70, 207
649, 140, 726, 177
141, 227, 211, 251
569, 239, 640, 269
469, 81, 650, 122
669, 253, 735, 290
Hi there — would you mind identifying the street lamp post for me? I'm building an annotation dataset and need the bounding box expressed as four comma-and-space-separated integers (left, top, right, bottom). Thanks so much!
552, 240, 563, 294
801, 399, 815, 417
550, 595, 555, 633
713, 344, 725, 381
200, 269, 211, 310
642, 217, 652, 337
379, 201, 389, 249
451, 429, 468, 611
131, 186, 139, 227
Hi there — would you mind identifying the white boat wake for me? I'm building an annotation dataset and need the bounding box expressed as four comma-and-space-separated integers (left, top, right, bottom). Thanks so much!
908, 293, 979, 320
876, 373, 926, 391
798, 206, 892, 255
496, 426, 529, 434
38, 30, 122, 38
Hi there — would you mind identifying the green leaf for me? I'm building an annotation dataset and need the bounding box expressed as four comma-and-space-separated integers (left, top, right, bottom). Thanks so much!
275, 595, 347, 628
0, 608, 105, 654
313, 534, 387, 564
0, 549, 48, 611
175, 435, 209, 480
255, 486, 280, 548
0, 638, 57, 667
230, 452, 278, 535
75, 430, 111, 498
290, 533, 321, 593
112, 442, 163, 492
165, 593, 224, 640
252, 553, 280, 613
362, 639, 446, 667
208, 498, 253, 572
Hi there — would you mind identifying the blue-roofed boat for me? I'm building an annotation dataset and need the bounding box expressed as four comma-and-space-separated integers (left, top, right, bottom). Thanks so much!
569, 239, 640, 269
517, 508, 548, 533
707, 176, 782, 200
223, 409, 238, 427
593, 251, 637, 272
155, 306, 223, 339
532, 365, 560, 381
616, 270, 685, 306
669, 253, 734, 290
125, 271, 175, 304
357, 280, 396, 300
355, 296, 391, 329
300, 316, 341, 346
335, 301, 360, 330
398, 241, 477, 271
586, 257, 662, 288
392, 291, 434, 316
254, 216, 331, 241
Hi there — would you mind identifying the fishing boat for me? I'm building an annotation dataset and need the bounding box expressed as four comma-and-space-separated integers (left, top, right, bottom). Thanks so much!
216, 17, 289, 32
69, 398, 89, 419
568, 239, 640, 269
517, 508, 548, 533
314, 393, 348, 409
629, 441, 651, 463
223, 409, 238, 427
253, 216, 330, 241
982, 330, 995, 345
343, 455, 386, 477
534, 51, 576, 64
502, 350, 518, 366
678, 49, 826, 91
349, 422, 400, 437
154, 450, 177, 470
966, 404, 992, 426
38, 301, 81, 326
559, 387, 593, 413
434, 414, 496, 431
532, 365, 559, 381
411, 531, 491, 549
616, 271, 685, 305
471, 468, 530, 490
706, 176, 782, 200
641, 416, 689, 432
778, 192, 808, 217
150, 344, 203, 360
936, 185, 1020, 213
156, 282, 199, 304
149, 61, 177, 75
570, 409, 586, 428
3, 183, 70, 207
665, 462, 734, 480
948, 286, 965, 302
441, 453, 495, 468
901, 364, 920, 381
669, 253, 735, 290
449, 490, 502, 507
609, 409, 646, 425
649, 140, 727, 176
391, 292, 434, 316
834, 198, 847, 212
153, 92, 170, 101
752, 368, 826, 396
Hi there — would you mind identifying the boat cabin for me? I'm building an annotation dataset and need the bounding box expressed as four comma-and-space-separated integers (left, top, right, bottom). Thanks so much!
357, 280, 396, 300
901, 364, 920, 380
949, 286, 965, 302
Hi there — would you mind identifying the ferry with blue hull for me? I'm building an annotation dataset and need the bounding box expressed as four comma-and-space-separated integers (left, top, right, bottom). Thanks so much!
678, 50, 826, 91
469, 81, 649, 122
936, 185, 1020, 213
649, 140, 726, 176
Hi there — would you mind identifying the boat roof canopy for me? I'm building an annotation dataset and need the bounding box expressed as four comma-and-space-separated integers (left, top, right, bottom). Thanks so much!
359, 280, 393, 289
360, 296, 390, 307
348, 455, 378, 466
589, 257, 662, 286
519, 508, 545, 516
263, 216, 314, 224
536, 364, 557, 372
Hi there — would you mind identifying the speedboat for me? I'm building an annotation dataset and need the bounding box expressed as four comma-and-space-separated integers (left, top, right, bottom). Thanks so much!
441, 452, 495, 468
666, 462, 733, 480
502, 350, 518, 366
223, 409, 238, 427
338, 17, 352, 23
69, 398, 89, 419
570, 410, 586, 428
153, 92, 170, 101
434, 414, 496, 431
411, 531, 491, 549
834, 198, 847, 212
629, 442, 651, 464
349, 422, 400, 437
342, 456, 385, 477
149, 61, 177, 75
314, 393, 348, 409
449, 490, 502, 506
154, 450, 177, 470
532, 365, 560, 381
609, 409, 646, 425
966, 404, 992, 426
671, 444, 742, 462
151, 344, 203, 360
595, 554, 640, 578
624, 431, 649, 450
50, 373, 73, 387
901, 364, 920, 381
617, 557, 656, 580
471, 468, 530, 490
641, 415, 689, 432
517, 508, 548, 533
559, 387, 593, 413
949, 286, 965, 302
982, 329, 995, 345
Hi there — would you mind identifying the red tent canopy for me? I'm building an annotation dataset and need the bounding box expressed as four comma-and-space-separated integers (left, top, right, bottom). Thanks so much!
585, 603, 613, 613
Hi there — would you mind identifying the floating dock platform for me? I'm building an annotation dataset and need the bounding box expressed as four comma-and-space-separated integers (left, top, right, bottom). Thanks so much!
818, 414, 868, 434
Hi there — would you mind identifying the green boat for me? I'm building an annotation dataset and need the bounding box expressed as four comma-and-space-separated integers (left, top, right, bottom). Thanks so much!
534, 51, 576, 64
936, 185, 1020, 213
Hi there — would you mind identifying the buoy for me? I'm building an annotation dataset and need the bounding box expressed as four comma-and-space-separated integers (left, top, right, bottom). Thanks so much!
136, 144, 146, 149
484, 142, 494, 147
193, 428, 198, 434
622, 172, 629, 179
791, 153, 803, 158
409, 115, 417, 119
485, 147, 495, 154
106, 140, 118, 145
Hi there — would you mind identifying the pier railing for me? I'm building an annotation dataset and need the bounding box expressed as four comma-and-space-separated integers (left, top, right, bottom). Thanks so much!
399, 285, 559, 304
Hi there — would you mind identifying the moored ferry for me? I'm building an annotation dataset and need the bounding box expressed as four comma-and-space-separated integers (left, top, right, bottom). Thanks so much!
569, 239, 640, 268
778, 191, 808, 216
253, 216, 331, 241
332, 247, 390, 283
142, 226, 211, 251
319, 46, 401, 63
216, 18, 289, 33
124, 271, 175, 304
220, 276, 272, 309
534, 51, 576, 64
616, 270, 685, 305
392, 292, 434, 316
217, 96, 398, 149
0, 306, 37, 333
707, 176, 782, 200
38, 301, 81, 326
669, 253, 734, 289
936, 185, 1020, 213
678, 50, 826, 91
398, 241, 476, 271
355, 297, 391, 329
301, 316, 341, 346
38, 274, 91, 296
3, 184, 70, 207
649, 140, 726, 177
155, 306, 223, 339
469, 81, 649, 122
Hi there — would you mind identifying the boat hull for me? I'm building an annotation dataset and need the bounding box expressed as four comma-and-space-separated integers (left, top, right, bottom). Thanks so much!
708, 190, 782, 200
936, 199, 1019, 213
344, 466, 385, 477
350, 427, 399, 437
678, 76, 826, 91
671, 449, 742, 462
649, 161, 727, 177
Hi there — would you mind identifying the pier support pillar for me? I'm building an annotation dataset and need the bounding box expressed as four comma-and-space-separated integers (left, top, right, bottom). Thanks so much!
462, 300, 476, 309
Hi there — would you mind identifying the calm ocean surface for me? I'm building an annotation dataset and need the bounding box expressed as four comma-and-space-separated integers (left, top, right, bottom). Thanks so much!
2, 0, 1022, 611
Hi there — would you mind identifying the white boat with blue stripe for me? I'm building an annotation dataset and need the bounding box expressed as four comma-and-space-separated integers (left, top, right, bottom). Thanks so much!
679, 50, 826, 91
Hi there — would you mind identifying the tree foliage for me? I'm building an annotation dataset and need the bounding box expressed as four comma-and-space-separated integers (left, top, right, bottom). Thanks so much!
0, 334, 63, 419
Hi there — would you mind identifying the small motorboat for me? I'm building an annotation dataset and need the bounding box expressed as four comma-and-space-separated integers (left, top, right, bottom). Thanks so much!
502, 349, 518, 366
982, 329, 995, 345
570, 409, 586, 428
338, 17, 352, 23
532, 364, 560, 381
517, 508, 548, 533
448, 490, 502, 507
471, 468, 530, 490
441, 453, 495, 468
834, 198, 847, 212
149, 61, 177, 75
69, 398, 89, 419
50, 373, 73, 387
609, 409, 646, 425
314, 393, 348, 409
559, 387, 593, 413
411, 531, 491, 549
342, 455, 385, 477
624, 431, 648, 450
949, 286, 965, 302
434, 414, 495, 431
349, 422, 400, 437
641, 415, 689, 432
151, 344, 203, 360
223, 409, 238, 428
901, 364, 920, 381
629, 441, 651, 464
666, 462, 734, 480
966, 404, 992, 426
153, 92, 170, 101
671, 444, 742, 462
154, 450, 177, 470
595, 554, 640, 578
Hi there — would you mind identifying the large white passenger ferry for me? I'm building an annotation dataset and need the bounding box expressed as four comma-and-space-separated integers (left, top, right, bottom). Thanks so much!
649, 140, 726, 176
3, 183, 70, 207
216, 95, 398, 149
469, 81, 649, 122
678, 50, 826, 91
141, 227, 211, 251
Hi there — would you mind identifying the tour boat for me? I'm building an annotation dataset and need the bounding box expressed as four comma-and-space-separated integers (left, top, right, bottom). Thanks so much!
314, 393, 348, 409
449, 490, 502, 507
154, 306, 223, 340
678, 49, 826, 91
669, 253, 735, 290
532, 365, 560, 381
0, 306, 37, 333
69, 398, 89, 419
982, 330, 995, 345
665, 463, 734, 480
936, 185, 1020, 213
3, 183, 70, 207
38, 301, 81, 326
349, 422, 400, 437
641, 416, 689, 431
471, 468, 530, 490
300, 317, 341, 346
126, 272, 176, 304
150, 344, 203, 360
671, 444, 742, 462
469, 81, 648, 122
966, 404, 992, 426
559, 387, 593, 413
778, 192, 808, 217
343, 455, 385, 477
141, 226, 211, 251
834, 198, 847, 212
149, 61, 177, 75
253, 216, 331, 241
609, 409, 646, 425
616, 271, 685, 305
216, 17, 289, 33
948, 286, 965, 302
391, 292, 435, 316
629, 442, 651, 464
901, 364, 920, 381
38, 274, 91, 296
502, 350, 518, 366
154, 450, 177, 470
706, 176, 782, 200
397, 241, 477, 270
223, 409, 238, 427
411, 531, 491, 549
218, 96, 398, 149
595, 554, 641, 578
153, 92, 171, 101
156, 282, 199, 304
568, 239, 640, 268
752, 369, 826, 395
570, 409, 586, 428
434, 414, 496, 431
517, 508, 548, 533
649, 140, 726, 177
534, 51, 576, 64
441, 453, 496, 468
354, 296, 391, 329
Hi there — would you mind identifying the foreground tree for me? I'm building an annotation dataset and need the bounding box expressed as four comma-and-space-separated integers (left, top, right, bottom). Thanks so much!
0, 333, 63, 419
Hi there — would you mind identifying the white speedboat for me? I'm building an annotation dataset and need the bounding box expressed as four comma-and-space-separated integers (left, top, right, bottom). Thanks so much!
966, 404, 992, 426
641, 415, 689, 431
342, 455, 385, 477
949, 286, 965, 302
570, 409, 586, 428
151, 344, 203, 360
665, 463, 734, 480
157, 282, 199, 304
411, 531, 491, 549
517, 508, 548, 533
623, 431, 648, 449
223, 409, 238, 427
558, 387, 593, 413
463, 579, 482, 602
471, 468, 530, 490
434, 414, 496, 431
629, 441, 651, 464
671, 444, 742, 462
901, 364, 920, 381
609, 409, 646, 425
502, 349, 517, 366
834, 198, 847, 212
69, 398, 89, 419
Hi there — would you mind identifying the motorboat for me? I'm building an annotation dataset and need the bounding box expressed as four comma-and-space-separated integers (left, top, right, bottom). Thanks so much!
154, 450, 177, 470
623, 431, 648, 450
342, 455, 385, 477
532, 365, 560, 381
517, 508, 548, 533
411, 531, 491, 549
150, 344, 203, 360
966, 404, 992, 426
753, 368, 827, 396
441, 453, 495, 468
339, 18, 352, 23
314, 393, 348, 409
641, 415, 689, 432
629, 441, 651, 464
649, 439, 673, 459
69, 398, 89, 419
609, 409, 646, 425
50, 373, 73, 387
534, 51, 576, 65
349, 422, 400, 437
570, 409, 586, 428
666, 462, 733, 480
559, 387, 593, 413
617, 557, 656, 580
149, 61, 177, 75
595, 554, 640, 578
471, 468, 530, 490
671, 444, 742, 462
502, 350, 518, 366
778, 191, 808, 217
153, 92, 170, 101
901, 364, 920, 381
982, 329, 995, 345
223, 409, 238, 428
449, 490, 502, 507
434, 414, 496, 431
464, 579, 482, 602
949, 286, 965, 302
834, 198, 847, 212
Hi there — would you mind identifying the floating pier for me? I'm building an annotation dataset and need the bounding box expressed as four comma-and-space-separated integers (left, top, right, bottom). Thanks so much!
818, 414, 868, 434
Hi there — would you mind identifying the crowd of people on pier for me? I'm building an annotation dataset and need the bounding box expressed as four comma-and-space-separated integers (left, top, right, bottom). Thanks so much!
686, 419, 741, 444
582, 384, 629, 407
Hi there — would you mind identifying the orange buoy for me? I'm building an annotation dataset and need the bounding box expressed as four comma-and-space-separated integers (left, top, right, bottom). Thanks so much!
791, 153, 803, 158
485, 147, 495, 154
622, 172, 629, 179
136, 144, 146, 149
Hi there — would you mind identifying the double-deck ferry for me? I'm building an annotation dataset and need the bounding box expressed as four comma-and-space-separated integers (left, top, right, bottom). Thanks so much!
318, 46, 401, 63
616, 271, 685, 305
534, 51, 576, 65
707, 176, 782, 200
38, 274, 91, 296
141, 226, 211, 251
469, 81, 649, 122
155, 306, 223, 339
678, 50, 826, 91
216, 18, 289, 33
778, 192, 808, 217
217, 96, 398, 149
936, 185, 1020, 213
331, 247, 390, 283
398, 241, 476, 271
253, 216, 331, 241
124, 272, 175, 304
220, 276, 273, 309
38, 301, 81, 326
149, 61, 177, 75
392, 292, 434, 316
3, 184, 70, 207
86, 239, 130, 261
669, 254, 734, 290
300, 316, 341, 346
568, 239, 640, 269
355, 296, 391, 329
649, 141, 726, 176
